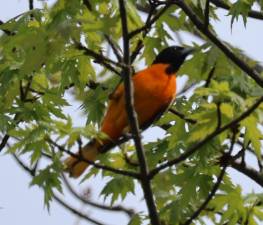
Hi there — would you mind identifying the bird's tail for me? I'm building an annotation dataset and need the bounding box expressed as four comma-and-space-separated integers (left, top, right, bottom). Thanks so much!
64, 140, 100, 178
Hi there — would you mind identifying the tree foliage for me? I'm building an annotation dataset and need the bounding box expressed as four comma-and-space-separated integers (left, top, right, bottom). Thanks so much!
0, 0, 263, 225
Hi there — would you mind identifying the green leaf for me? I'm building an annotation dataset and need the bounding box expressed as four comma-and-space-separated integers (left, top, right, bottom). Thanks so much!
241, 115, 262, 158
30, 163, 63, 209
228, 0, 255, 27
187, 103, 217, 143
220, 103, 234, 119
128, 214, 143, 225
82, 86, 108, 124
100, 176, 135, 205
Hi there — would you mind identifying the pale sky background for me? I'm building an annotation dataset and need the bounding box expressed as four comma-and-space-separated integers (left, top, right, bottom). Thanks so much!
0, 1, 262, 225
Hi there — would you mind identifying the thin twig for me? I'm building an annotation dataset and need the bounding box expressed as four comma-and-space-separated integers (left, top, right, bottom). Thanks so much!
0, 135, 10, 152
205, 65, 216, 87
130, 4, 171, 62
54, 194, 106, 225
75, 43, 122, 76
118, 1, 161, 224
62, 174, 135, 217
148, 96, 263, 178
168, 108, 196, 124
12, 154, 36, 176
104, 34, 122, 62
129, 3, 158, 38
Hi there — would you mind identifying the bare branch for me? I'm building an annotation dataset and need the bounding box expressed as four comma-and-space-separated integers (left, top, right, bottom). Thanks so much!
118, 1, 160, 224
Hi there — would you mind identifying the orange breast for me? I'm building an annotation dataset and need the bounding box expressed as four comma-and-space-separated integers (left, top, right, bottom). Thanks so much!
100, 64, 176, 142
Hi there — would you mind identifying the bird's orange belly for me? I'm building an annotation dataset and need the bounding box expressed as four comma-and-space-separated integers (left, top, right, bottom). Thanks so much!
100, 64, 176, 142
134, 75, 176, 126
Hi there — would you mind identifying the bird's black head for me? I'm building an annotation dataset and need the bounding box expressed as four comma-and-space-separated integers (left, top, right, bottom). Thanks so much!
152, 46, 194, 74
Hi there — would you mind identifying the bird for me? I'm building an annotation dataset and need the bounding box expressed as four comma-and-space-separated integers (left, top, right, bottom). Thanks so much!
65, 46, 194, 178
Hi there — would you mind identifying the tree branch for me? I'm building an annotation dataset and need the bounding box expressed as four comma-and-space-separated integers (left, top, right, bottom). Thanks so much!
149, 95, 263, 178
0, 135, 10, 152
204, 0, 210, 29
29, 0, 34, 10
173, 0, 263, 88
118, 1, 160, 224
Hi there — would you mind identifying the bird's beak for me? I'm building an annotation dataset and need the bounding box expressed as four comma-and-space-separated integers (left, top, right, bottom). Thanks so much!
182, 47, 195, 57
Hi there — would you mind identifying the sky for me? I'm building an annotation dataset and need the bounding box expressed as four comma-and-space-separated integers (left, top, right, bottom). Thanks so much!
0, 1, 262, 225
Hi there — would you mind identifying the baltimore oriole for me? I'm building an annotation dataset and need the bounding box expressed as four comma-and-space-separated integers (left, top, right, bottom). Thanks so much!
65, 46, 193, 177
